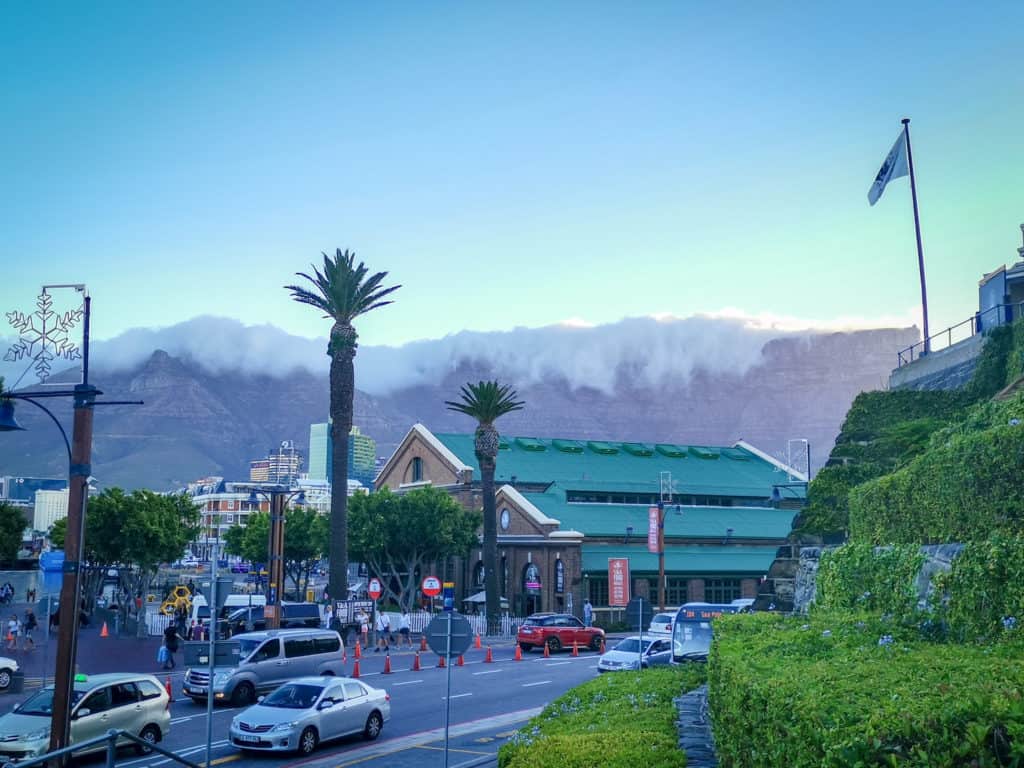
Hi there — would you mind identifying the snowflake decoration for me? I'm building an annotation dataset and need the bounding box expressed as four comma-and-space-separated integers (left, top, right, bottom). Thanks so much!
5, 290, 83, 383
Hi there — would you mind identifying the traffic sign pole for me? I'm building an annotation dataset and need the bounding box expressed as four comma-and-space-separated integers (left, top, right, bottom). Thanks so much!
444, 614, 452, 768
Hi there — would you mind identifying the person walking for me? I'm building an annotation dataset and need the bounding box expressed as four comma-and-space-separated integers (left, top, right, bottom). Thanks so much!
583, 599, 593, 628
399, 609, 412, 647
162, 622, 183, 670
22, 609, 37, 651
357, 609, 369, 650
6, 614, 20, 651
374, 611, 390, 653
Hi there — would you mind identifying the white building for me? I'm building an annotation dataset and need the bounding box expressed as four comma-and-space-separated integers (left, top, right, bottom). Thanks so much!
34, 489, 69, 532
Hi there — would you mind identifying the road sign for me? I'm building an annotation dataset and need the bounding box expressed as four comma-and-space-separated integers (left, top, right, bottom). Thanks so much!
442, 581, 455, 612
422, 575, 442, 597
626, 596, 654, 630
425, 612, 473, 658
368, 578, 382, 600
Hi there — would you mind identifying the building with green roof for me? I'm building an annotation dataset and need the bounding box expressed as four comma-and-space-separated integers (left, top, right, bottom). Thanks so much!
377, 424, 804, 620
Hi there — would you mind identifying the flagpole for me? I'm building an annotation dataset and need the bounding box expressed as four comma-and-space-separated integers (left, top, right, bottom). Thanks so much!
902, 117, 930, 354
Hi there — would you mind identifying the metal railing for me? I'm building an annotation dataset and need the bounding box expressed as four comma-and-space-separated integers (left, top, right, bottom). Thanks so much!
897, 302, 1022, 367
1, 728, 201, 768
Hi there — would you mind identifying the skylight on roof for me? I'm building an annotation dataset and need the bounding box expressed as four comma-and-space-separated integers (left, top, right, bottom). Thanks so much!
656, 444, 687, 458
587, 441, 619, 455
552, 439, 585, 454
689, 446, 721, 460
721, 447, 750, 461
515, 437, 547, 452
621, 442, 654, 457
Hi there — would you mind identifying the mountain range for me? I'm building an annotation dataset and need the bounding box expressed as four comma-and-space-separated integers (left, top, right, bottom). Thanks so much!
0, 323, 917, 491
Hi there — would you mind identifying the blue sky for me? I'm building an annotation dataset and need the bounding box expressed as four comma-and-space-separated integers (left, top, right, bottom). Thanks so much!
2, 2, 1022, 347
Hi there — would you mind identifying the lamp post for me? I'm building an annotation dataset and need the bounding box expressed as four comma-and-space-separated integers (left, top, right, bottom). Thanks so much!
1, 287, 141, 760
243, 484, 305, 628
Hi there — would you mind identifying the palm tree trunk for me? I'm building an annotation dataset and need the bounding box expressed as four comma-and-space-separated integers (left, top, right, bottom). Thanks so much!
480, 457, 500, 636
328, 340, 354, 604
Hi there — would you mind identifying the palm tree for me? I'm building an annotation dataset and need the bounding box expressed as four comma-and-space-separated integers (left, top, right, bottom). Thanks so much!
445, 381, 524, 634
286, 249, 400, 603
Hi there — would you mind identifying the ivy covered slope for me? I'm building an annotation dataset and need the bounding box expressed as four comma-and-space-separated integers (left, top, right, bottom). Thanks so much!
799, 320, 1024, 539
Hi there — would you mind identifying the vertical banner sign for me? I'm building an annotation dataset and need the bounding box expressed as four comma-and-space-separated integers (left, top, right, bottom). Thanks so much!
554, 559, 564, 594
608, 558, 630, 607
647, 506, 660, 553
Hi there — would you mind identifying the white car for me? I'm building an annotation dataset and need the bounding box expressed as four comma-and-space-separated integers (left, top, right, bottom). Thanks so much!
229, 677, 390, 755
0, 656, 18, 691
648, 612, 674, 636
597, 636, 673, 672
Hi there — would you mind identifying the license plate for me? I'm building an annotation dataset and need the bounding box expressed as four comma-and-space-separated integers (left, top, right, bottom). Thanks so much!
237, 734, 260, 744
188, 686, 207, 694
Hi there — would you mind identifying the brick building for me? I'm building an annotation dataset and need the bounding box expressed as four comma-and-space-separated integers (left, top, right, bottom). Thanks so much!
376, 424, 802, 619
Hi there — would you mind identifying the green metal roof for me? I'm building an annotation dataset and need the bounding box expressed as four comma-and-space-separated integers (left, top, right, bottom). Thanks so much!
434, 432, 803, 499
523, 487, 796, 539
581, 544, 779, 574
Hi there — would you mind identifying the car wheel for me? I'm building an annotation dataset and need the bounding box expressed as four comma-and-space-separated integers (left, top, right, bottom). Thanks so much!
519, 643, 533, 654
546, 637, 560, 654
231, 682, 255, 707
363, 711, 383, 741
135, 725, 161, 755
0, 669, 11, 690
589, 635, 603, 651
298, 726, 318, 755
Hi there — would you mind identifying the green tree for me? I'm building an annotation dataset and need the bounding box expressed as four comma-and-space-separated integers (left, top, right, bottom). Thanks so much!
0, 501, 27, 564
223, 508, 329, 599
348, 487, 481, 611
445, 382, 524, 633
286, 248, 400, 602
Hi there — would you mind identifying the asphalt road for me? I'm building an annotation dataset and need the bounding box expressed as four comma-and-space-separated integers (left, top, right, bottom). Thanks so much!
4, 643, 603, 768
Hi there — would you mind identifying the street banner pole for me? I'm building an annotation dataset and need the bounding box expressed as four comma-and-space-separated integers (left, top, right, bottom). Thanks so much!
205, 541, 218, 768
443, 614, 452, 768
902, 118, 930, 353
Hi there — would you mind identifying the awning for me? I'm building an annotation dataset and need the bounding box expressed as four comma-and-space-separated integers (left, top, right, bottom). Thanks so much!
463, 591, 510, 607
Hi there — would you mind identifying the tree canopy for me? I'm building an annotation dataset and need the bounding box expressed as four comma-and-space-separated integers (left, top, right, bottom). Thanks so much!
348, 487, 480, 610
0, 501, 27, 564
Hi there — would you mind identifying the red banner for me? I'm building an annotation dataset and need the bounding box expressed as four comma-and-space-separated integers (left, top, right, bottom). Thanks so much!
608, 557, 630, 607
648, 506, 660, 553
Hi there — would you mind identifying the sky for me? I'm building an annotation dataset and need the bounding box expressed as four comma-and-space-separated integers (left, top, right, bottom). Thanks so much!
2, 1, 1023, 352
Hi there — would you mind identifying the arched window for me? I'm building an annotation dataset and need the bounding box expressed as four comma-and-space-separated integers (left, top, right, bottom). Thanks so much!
473, 561, 485, 588
410, 457, 423, 482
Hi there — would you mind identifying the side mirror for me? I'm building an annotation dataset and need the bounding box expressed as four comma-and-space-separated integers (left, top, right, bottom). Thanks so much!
317, 699, 334, 711
256, 695, 265, 703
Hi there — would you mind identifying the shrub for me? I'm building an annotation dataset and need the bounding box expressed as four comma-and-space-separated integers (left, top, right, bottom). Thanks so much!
941, 533, 1024, 642
816, 543, 924, 617
709, 611, 1024, 767
498, 666, 705, 768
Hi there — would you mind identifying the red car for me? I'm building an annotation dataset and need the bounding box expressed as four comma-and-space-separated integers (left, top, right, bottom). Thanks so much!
516, 613, 605, 654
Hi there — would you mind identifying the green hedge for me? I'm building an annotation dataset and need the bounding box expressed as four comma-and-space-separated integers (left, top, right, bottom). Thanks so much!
709, 611, 1024, 767
498, 666, 706, 768
816, 543, 924, 616
941, 534, 1024, 642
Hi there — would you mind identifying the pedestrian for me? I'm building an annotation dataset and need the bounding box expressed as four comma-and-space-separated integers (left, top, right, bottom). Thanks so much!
323, 603, 333, 629
22, 609, 37, 651
583, 599, 593, 628
357, 609, 369, 650
7, 614, 20, 651
375, 611, 390, 652
399, 609, 412, 647
162, 622, 182, 669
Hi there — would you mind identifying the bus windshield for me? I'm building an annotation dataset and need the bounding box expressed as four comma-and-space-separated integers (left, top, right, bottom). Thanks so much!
672, 620, 714, 661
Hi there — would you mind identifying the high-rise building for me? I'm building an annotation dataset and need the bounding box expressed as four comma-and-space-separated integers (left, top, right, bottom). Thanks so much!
34, 489, 69, 532
249, 441, 303, 484
307, 422, 377, 487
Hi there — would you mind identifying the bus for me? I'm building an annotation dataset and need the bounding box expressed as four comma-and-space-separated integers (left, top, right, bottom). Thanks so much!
670, 601, 748, 663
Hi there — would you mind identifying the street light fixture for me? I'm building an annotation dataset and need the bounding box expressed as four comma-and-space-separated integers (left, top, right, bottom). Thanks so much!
242, 484, 305, 628
771, 482, 809, 504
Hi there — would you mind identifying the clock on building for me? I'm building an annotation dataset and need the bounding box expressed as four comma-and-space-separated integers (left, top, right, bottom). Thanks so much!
500, 508, 511, 530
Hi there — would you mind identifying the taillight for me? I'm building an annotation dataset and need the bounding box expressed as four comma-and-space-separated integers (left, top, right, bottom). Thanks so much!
385, 693, 391, 702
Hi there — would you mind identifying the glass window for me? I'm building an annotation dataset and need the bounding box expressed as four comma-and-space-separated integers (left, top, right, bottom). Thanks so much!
138, 680, 163, 701
79, 687, 112, 715
314, 635, 341, 654
285, 638, 316, 658
666, 577, 688, 606
588, 577, 609, 607
704, 579, 741, 603
252, 638, 280, 662
411, 457, 423, 482
110, 683, 139, 707
342, 682, 366, 700
568, 617, 583, 628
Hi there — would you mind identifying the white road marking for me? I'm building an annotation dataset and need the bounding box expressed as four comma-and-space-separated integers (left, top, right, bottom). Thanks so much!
442, 693, 473, 700
472, 669, 503, 675
545, 661, 571, 667
522, 680, 552, 687
391, 679, 424, 686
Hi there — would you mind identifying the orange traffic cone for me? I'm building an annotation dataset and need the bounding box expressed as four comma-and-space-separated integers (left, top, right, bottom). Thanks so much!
165, 676, 173, 699
457, 654, 464, 667
420, 634, 427, 652
572, 641, 579, 657
543, 642, 550, 658
351, 660, 360, 678
437, 654, 445, 668
412, 651, 421, 671
474, 633, 481, 650
484, 646, 493, 663
383, 653, 392, 674
354, 642, 361, 659
100, 622, 109, 638
342, 647, 347, 663
514, 645, 522, 661
600, 637, 606, 654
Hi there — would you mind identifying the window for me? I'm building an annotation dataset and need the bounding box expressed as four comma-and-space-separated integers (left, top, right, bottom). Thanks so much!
253, 638, 280, 661
79, 687, 111, 715
666, 578, 688, 606
704, 579, 741, 603
342, 682, 366, 700
411, 457, 423, 482
110, 683, 139, 707
568, 617, 583, 628
315, 635, 341, 654
137, 680, 163, 701
227, 500, 235, 510
588, 577, 609, 607
285, 638, 316, 658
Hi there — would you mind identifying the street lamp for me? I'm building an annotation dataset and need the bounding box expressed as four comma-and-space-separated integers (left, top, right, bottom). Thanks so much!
243, 484, 305, 628
653, 502, 684, 613
1, 287, 141, 760
771, 482, 809, 504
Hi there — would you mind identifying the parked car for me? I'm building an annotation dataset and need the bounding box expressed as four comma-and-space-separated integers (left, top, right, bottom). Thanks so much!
0, 656, 18, 691
648, 612, 674, 637
229, 676, 389, 755
183, 628, 345, 706
204, 603, 322, 638
516, 613, 605, 654
0, 673, 170, 762
597, 636, 673, 672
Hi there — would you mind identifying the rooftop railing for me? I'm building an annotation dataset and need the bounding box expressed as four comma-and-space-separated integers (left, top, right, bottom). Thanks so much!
897, 302, 1022, 368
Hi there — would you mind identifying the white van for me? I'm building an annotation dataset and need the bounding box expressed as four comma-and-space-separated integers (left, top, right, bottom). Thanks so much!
189, 594, 267, 626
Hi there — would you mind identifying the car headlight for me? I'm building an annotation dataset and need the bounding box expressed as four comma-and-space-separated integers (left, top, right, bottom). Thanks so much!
25, 728, 51, 741
271, 722, 298, 732
213, 672, 232, 686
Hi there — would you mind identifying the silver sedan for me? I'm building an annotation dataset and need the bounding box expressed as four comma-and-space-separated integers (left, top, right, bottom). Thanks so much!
229, 677, 390, 755
597, 636, 673, 672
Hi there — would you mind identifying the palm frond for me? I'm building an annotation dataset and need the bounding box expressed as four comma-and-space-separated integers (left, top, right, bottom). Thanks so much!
284, 248, 400, 324
445, 380, 525, 424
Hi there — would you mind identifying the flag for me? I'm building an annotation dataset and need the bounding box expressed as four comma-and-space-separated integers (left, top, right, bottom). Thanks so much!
868, 132, 909, 206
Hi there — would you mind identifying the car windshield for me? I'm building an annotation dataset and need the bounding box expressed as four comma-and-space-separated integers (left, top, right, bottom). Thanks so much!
613, 638, 654, 653
18, 688, 85, 716
261, 684, 323, 709
652, 615, 671, 624
238, 639, 263, 657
